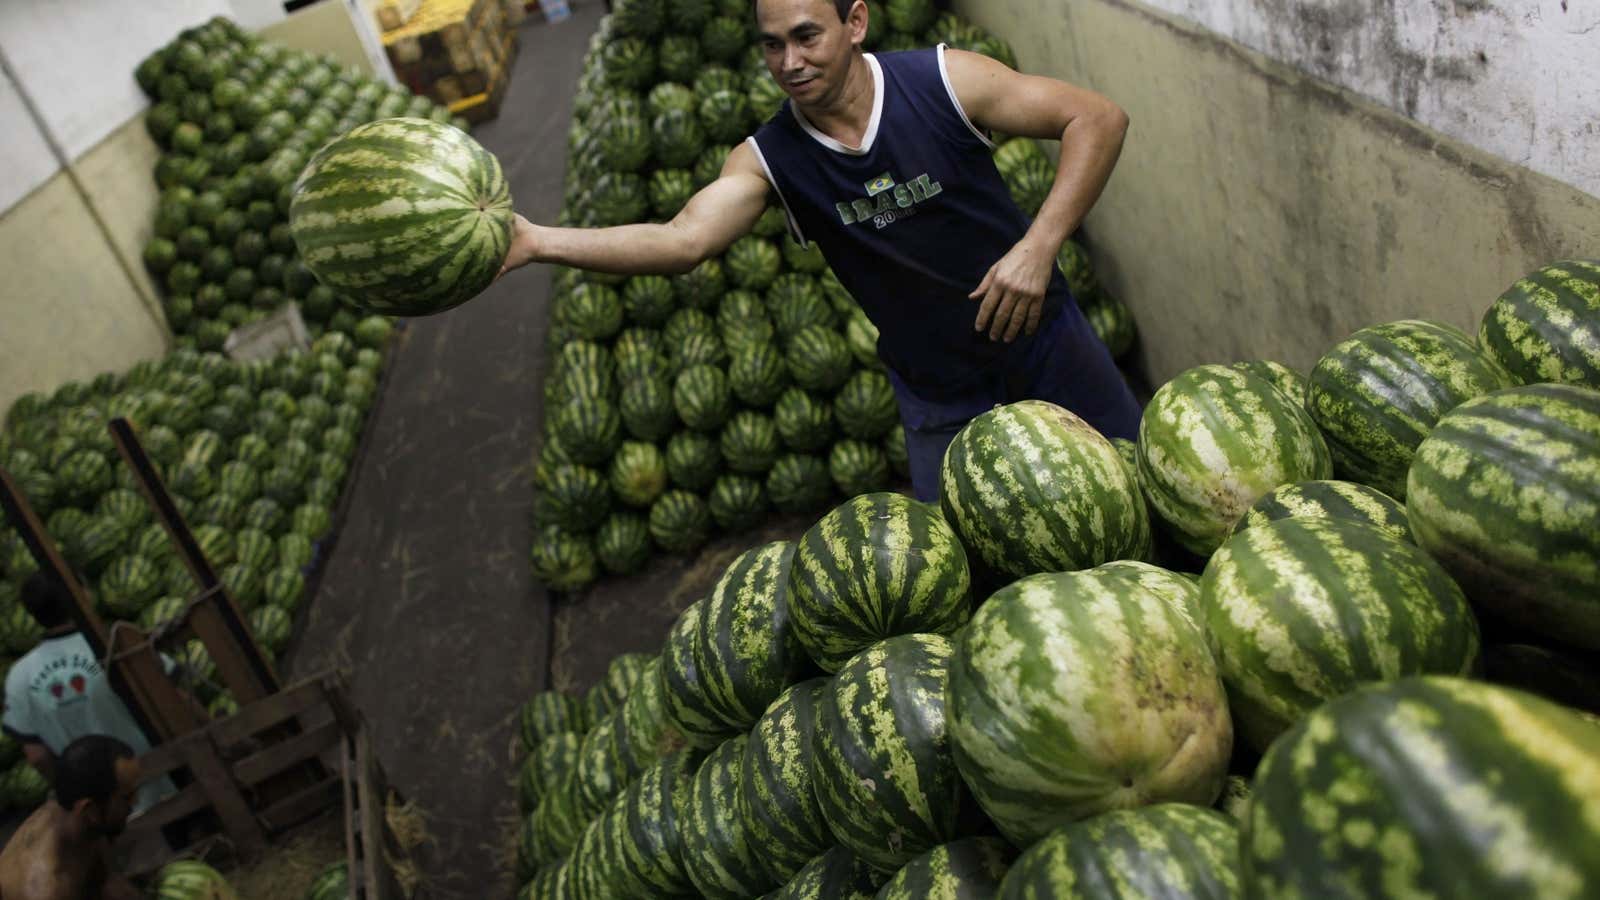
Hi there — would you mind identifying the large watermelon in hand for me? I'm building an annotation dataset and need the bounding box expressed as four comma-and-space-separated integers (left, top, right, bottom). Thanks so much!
948, 564, 1232, 846
999, 804, 1241, 899
1406, 383, 1600, 651
812, 634, 980, 872
1201, 517, 1481, 752
941, 400, 1149, 579
1307, 319, 1513, 499
1244, 677, 1600, 900
789, 492, 971, 672
1478, 259, 1600, 388
1138, 364, 1331, 555
289, 118, 512, 316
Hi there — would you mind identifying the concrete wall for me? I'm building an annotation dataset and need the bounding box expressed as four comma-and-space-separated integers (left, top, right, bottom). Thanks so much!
951, 0, 1600, 382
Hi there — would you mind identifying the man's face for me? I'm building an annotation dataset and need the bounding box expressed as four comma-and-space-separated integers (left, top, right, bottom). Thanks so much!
80, 757, 141, 837
756, 0, 868, 108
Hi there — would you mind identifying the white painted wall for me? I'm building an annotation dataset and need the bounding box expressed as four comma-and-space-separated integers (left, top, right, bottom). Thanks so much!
0, 0, 235, 211
1138, 0, 1600, 198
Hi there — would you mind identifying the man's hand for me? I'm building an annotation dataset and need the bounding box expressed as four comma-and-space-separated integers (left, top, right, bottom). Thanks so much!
970, 237, 1055, 342
496, 213, 539, 281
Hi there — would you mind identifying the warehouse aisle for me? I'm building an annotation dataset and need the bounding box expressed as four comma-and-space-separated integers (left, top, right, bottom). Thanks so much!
287, 7, 601, 895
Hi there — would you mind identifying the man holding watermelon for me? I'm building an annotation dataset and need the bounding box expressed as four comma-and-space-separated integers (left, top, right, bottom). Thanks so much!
500, 0, 1140, 501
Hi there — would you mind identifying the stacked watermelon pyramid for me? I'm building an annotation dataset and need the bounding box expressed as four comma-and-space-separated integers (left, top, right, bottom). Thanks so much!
529, 0, 1154, 592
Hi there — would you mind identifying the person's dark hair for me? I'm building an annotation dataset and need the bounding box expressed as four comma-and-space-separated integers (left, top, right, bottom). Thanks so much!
55, 735, 136, 810
20, 570, 72, 629
755, 0, 857, 22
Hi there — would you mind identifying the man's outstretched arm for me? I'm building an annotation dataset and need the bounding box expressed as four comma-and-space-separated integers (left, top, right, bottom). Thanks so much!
500, 142, 772, 278
947, 48, 1130, 342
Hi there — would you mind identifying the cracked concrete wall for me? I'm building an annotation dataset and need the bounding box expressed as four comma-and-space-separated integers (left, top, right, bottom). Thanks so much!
951, 0, 1600, 384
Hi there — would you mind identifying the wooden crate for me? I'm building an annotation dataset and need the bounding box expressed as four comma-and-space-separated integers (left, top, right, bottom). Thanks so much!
447, 34, 517, 123
367, 0, 424, 31
382, 0, 515, 106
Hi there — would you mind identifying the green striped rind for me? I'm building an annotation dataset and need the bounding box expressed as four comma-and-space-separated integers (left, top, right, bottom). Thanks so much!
574, 708, 639, 814
1232, 479, 1412, 544
774, 846, 887, 900
998, 804, 1241, 899
660, 600, 741, 749
520, 732, 582, 814
523, 860, 568, 900
620, 655, 682, 766
1229, 359, 1308, 408
941, 400, 1151, 579
1243, 676, 1600, 900
1093, 559, 1204, 630
521, 692, 589, 752
738, 678, 833, 883
681, 735, 778, 899
1137, 365, 1332, 555
152, 859, 236, 898
948, 566, 1231, 846
1306, 319, 1513, 499
610, 748, 703, 897
693, 541, 806, 730
289, 117, 512, 316
876, 837, 1016, 900
1405, 384, 1600, 650
1478, 259, 1600, 388
790, 493, 972, 672
813, 634, 978, 872
1200, 516, 1481, 753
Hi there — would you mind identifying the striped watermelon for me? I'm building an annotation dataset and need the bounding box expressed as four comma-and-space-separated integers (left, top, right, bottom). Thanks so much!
596, 512, 652, 575
813, 634, 981, 872
1478, 259, 1600, 388
649, 489, 712, 554
535, 465, 611, 532
877, 837, 1015, 900
610, 748, 703, 896
682, 735, 778, 898
574, 709, 636, 814
529, 525, 597, 591
620, 654, 681, 765
248, 605, 292, 653
720, 411, 780, 475
519, 731, 581, 814
530, 770, 587, 863
305, 863, 348, 900
1138, 365, 1332, 555
1406, 383, 1600, 651
738, 679, 832, 884
790, 492, 972, 672
999, 804, 1241, 899
1201, 517, 1481, 752
660, 599, 742, 749
941, 400, 1150, 579
1229, 359, 1308, 407
692, 541, 806, 730
263, 567, 305, 611
726, 236, 782, 291
708, 473, 767, 531
1093, 558, 1205, 629
1243, 676, 1600, 900
828, 439, 890, 497
1231, 479, 1412, 543
833, 371, 898, 439
622, 274, 677, 326
949, 565, 1231, 846
785, 326, 851, 391
150, 859, 239, 899
288, 118, 512, 317
774, 388, 835, 452
771, 846, 886, 899
766, 454, 832, 514
1307, 319, 1513, 499
620, 376, 677, 442
673, 364, 732, 432
609, 441, 668, 508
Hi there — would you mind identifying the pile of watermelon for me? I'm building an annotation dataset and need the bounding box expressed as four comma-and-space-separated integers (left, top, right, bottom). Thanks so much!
133, 16, 464, 349
530, 0, 1147, 591
508, 251, 1600, 899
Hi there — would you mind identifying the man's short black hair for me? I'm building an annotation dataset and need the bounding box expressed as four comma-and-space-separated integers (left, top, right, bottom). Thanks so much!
21, 570, 72, 629
755, 0, 857, 22
55, 735, 136, 810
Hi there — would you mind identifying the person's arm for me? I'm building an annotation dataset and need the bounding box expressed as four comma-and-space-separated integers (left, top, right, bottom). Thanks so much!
500, 143, 771, 278
945, 48, 1130, 342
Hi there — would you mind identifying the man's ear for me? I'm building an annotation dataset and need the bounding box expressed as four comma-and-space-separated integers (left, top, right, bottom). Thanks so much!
72, 796, 100, 822
849, 0, 869, 45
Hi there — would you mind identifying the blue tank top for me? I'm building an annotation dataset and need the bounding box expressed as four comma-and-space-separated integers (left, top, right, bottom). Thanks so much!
749, 46, 1069, 400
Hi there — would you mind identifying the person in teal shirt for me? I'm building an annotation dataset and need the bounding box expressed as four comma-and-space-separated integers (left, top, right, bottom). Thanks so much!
2, 572, 177, 816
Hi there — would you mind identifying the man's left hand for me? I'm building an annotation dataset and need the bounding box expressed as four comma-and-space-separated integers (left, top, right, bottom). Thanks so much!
970, 238, 1054, 342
